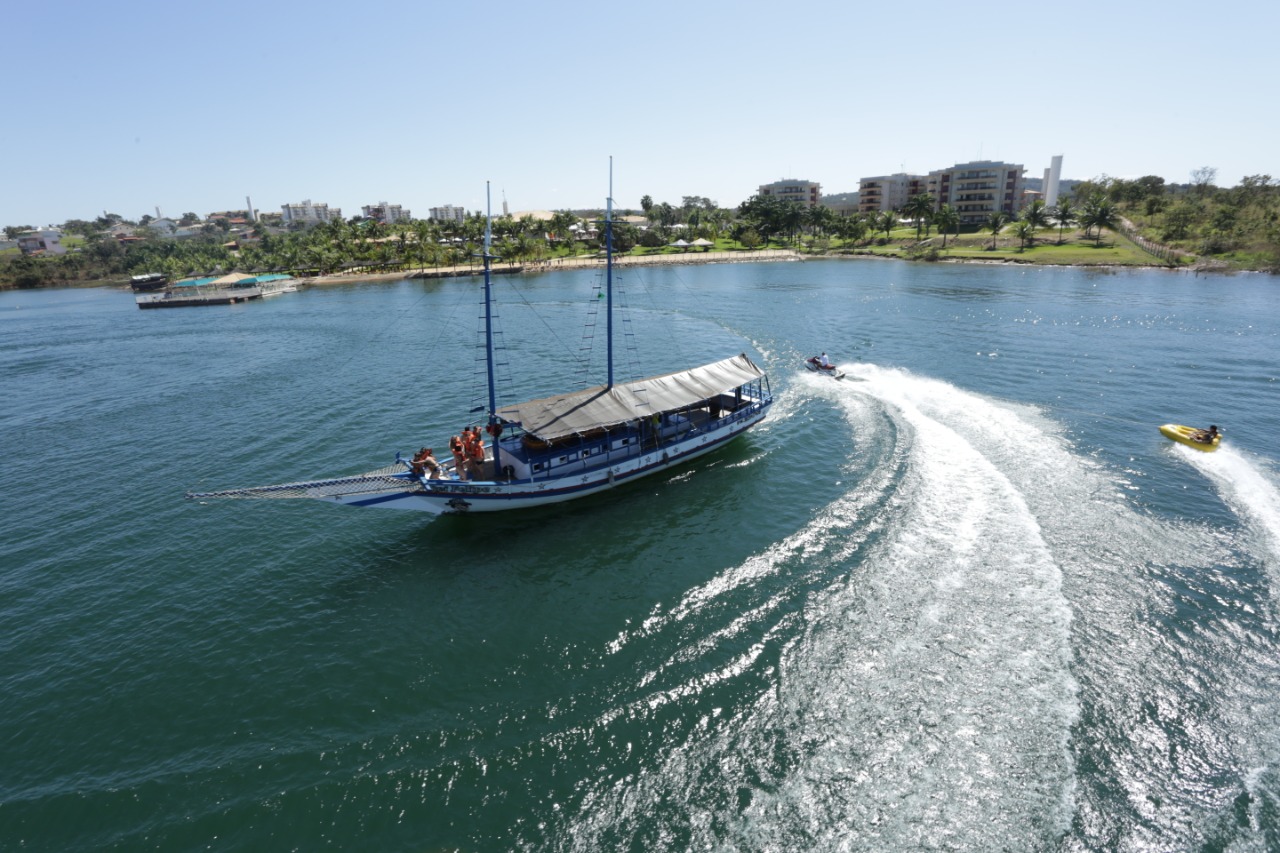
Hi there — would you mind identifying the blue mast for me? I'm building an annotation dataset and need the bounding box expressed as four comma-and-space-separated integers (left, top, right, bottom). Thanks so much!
606, 157, 614, 390
482, 183, 502, 478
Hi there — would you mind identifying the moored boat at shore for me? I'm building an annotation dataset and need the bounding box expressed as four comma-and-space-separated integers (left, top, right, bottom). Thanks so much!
135, 272, 297, 308
129, 272, 169, 292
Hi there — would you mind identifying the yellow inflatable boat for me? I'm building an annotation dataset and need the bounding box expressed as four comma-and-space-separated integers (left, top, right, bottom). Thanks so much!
1159, 423, 1221, 452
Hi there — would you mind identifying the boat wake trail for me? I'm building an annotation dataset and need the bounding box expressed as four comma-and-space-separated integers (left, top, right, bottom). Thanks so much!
549, 365, 1279, 851
735, 364, 1081, 850
1179, 445, 1280, 577
1168, 444, 1280, 846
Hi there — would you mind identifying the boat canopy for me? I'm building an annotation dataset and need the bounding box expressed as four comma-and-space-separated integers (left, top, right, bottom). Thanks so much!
496, 353, 764, 441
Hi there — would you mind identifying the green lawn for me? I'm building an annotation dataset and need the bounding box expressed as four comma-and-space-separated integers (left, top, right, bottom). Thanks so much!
817, 226, 1177, 267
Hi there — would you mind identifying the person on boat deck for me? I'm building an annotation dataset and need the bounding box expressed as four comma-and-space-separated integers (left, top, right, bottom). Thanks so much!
460, 427, 476, 476
467, 427, 486, 478
461, 427, 478, 479
450, 435, 468, 480
1193, 425, 1220, 443
412, 447, 443, 479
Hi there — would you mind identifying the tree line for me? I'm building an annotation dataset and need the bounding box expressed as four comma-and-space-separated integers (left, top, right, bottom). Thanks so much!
4, 169, 1277, 288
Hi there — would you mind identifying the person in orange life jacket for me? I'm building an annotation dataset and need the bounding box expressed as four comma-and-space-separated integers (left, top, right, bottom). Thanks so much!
467, 426, 486, 478
449, 435, 468, 480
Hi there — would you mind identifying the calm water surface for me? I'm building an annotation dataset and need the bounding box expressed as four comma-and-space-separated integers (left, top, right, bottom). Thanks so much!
2, 260, 1279, 850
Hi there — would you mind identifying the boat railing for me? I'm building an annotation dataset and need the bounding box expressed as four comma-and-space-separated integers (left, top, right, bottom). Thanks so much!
406, 386, 772, 486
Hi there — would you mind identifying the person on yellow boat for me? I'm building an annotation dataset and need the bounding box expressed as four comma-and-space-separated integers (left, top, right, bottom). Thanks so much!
1192, 425, 1220, 444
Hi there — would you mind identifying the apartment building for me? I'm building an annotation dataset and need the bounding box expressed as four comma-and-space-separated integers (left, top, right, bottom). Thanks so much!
858, 173, 927, 215
429, 205, 467, 223
281, 199, 342, 225
362, 202, 411, 224
927, 161, 1024, 225
758, 179, 822, 207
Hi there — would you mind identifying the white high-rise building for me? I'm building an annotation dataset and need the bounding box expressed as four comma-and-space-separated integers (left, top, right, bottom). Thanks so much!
281, 199, 342, 225
361, 202, 411, 224
1042, 155, 1064, 207
430, 205, 467, 223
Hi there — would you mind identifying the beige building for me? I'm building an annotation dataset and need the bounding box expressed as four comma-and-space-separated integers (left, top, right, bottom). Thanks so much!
854, 160, 1026, 224
758, 179, 821, 207
927, 161, 1025, 225
858, 173, 926, 215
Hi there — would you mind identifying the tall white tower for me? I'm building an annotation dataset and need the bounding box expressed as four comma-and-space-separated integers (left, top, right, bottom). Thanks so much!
1043, 155, 1064, 207
246, 195, 256, 222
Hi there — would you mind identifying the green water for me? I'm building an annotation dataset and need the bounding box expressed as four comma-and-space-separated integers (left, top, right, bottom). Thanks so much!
2, 261, 1279, 850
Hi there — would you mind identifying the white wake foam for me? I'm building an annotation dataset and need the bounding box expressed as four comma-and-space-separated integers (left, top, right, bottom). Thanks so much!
560, 365, 1274, 851
732, 366, 1080, 850
1179, 444, 1280, 573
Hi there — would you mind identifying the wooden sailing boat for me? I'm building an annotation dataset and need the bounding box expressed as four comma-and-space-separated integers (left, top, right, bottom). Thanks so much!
189, 166, 773, 514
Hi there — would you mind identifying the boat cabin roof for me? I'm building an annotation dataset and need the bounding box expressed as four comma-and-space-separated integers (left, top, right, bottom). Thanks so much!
495, 353, 764, 441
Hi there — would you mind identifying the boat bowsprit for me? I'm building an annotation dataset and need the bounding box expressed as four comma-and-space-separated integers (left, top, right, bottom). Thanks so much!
1159, 423, 1221, 451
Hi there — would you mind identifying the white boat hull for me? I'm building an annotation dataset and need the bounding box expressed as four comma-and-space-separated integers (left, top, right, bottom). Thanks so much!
327, 407, 767, 514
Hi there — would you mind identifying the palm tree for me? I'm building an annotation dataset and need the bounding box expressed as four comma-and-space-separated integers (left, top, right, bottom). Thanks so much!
1013, 221, 1035, 251
1021, 199, 1049, 244
802, 205, 835, 245
902, 194, 935, 242
933, 204, 960, 248
1081, 196, 1120, 246
548, 210, 577, 246
875, 211, 899, 242
778, 203, 804, 246
1051, 200, 1076, 244
986, 211, 1010, 249
686, 207, 702, 234
706, 207, 730, 240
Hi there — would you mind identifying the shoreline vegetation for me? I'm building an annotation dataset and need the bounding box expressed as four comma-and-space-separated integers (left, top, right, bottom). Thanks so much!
2, 231, 1253, 293
294, 233, 1218, 291
5, 173, 1278, 290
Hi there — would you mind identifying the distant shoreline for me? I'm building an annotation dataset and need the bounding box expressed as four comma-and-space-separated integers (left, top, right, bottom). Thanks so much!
299, 248, 804, 286
5, 246, 1230, 293
296, 246, 1215, 288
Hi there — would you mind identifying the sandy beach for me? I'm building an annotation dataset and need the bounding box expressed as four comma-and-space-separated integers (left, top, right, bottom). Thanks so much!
300, 248, 802, 286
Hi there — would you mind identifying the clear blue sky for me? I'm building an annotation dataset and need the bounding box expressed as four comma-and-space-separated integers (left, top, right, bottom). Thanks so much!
5, 0, 1276, 227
